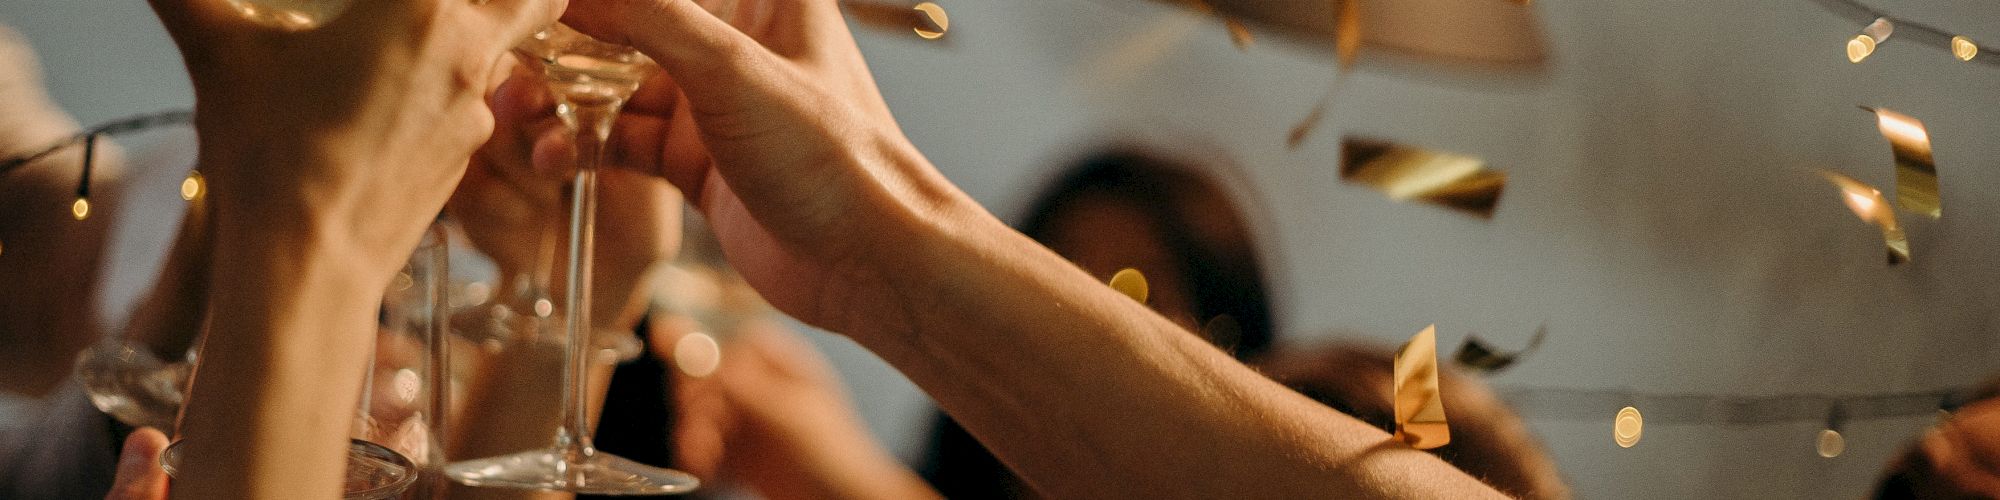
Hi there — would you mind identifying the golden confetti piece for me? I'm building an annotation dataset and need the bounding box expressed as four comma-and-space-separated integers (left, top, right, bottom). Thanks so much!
1816, 429, 1845, 458
533, 298, 555, 318
1452, 324, 1546, 375
71, 197, 91, 220
843, 0, 949, 41
1393, 325, 1450, 449
393, 272, 414, 291
179, 171, 204, 201
1286, 97, 1330, 150
1862, 107, 1940, 219
1078, 10, 1203, 88
913, 2, 949, 39
1341, 138, 1507, 218
674, 332, 722, 378
1818, 170, 1909, 264
1280, 0, 1360, 150
1109, 268, 1149, 304
1224, 18, 1254, 50
1614, 406, 1643, 448
1952, 36, 1979, 61
1334, 0, 1362, 71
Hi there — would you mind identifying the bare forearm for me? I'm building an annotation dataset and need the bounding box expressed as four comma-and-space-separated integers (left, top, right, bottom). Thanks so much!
171, 213, 386, 500
858, 201, 1504, 499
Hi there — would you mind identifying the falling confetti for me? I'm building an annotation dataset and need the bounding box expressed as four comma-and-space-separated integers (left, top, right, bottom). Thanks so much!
71, 197, 91, 221
1224, 18, 1254, 50
1861, 107, 1940, 219
1818, 169, 1909, 264
1340, 138, 1507, 218
1109, 268, 1149, 304
843, 0, 950, 40
1453, 324, 1547, 375
1393, 325, 1450, 449
1285, 0, 1361, 150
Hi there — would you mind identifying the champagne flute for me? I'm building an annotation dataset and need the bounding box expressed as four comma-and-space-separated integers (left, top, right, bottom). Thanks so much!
443, 25, 699, 495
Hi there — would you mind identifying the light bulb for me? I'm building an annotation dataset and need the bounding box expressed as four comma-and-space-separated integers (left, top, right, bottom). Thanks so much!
179, 171, 204, 201
1614, 406, 1643, 448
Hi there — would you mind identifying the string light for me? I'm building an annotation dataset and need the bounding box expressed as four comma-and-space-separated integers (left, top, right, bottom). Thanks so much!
1817, 405, 1847, 458
1952, 36, 1979, 61
180, 170, 204, 201
1847, 18, 1892, 63
1812, 0, 1999, 67
1614, 406, 1644, 448
72, 133, 98, 221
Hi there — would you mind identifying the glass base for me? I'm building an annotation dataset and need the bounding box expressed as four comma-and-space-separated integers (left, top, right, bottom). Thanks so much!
161, 438, 417, 500
444, 447, 698, 495
74, 342, 189, 430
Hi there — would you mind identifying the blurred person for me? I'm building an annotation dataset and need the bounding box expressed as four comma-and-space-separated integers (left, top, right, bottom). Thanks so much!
127, 0, 1528, 494
1874, 379, 2000, 499
920, 150, 1277, 499
0, 22, 212, 500
549, 0, 1514, 496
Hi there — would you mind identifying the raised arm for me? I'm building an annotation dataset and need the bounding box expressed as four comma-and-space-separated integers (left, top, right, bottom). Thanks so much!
144, 0, 557, 496
558, 1, 1506, 497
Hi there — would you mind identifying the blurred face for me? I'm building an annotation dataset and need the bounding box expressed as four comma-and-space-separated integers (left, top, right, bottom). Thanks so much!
1039, 195, 1201, 332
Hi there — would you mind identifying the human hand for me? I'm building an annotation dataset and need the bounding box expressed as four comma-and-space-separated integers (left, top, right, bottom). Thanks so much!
558, 0, 1001, 341
105, 428, 170, 500
651, 318, 938, 500
149, 0, 563, 283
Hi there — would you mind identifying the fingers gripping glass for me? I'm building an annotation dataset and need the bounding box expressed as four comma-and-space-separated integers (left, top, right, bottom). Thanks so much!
443, 25, 699, 495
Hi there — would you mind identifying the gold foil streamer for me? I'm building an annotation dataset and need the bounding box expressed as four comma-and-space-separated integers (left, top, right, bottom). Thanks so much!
1862, 107, 1940, 219
1109, 268, 1149, 304
1284, 0, 1361, 150
1393, 325, 1450, 449
1340, 138, 1507, 218
842, 0, 949, 40
1225, 18, 1254, 50
1818, 169, 1909, 264
1452, 324, 1546, 375
1614, 406, 1643, 448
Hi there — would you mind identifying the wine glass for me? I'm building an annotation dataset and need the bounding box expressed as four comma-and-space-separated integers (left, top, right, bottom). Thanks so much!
443, 25, 700, 495
163, 223, 453, 500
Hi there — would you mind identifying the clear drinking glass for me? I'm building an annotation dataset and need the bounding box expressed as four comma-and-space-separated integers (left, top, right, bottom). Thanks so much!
163, 224, 452, 500
442, 25, 699, 495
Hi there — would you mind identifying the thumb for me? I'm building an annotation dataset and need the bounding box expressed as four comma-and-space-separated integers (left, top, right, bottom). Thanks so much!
105, 428, 171, 500
560, 0, 780, 112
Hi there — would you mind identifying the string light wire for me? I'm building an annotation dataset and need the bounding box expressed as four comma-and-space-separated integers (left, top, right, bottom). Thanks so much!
1810, 0, 1995, 66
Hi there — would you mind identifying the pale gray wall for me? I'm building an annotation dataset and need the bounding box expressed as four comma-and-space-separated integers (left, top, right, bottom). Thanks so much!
7, 0, 1998, 497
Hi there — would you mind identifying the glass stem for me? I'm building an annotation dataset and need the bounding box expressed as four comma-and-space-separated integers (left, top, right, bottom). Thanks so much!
553, 94, 625, 462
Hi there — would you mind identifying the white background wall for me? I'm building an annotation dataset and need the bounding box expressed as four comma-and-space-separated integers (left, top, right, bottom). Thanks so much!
6, 0, 1998, 497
